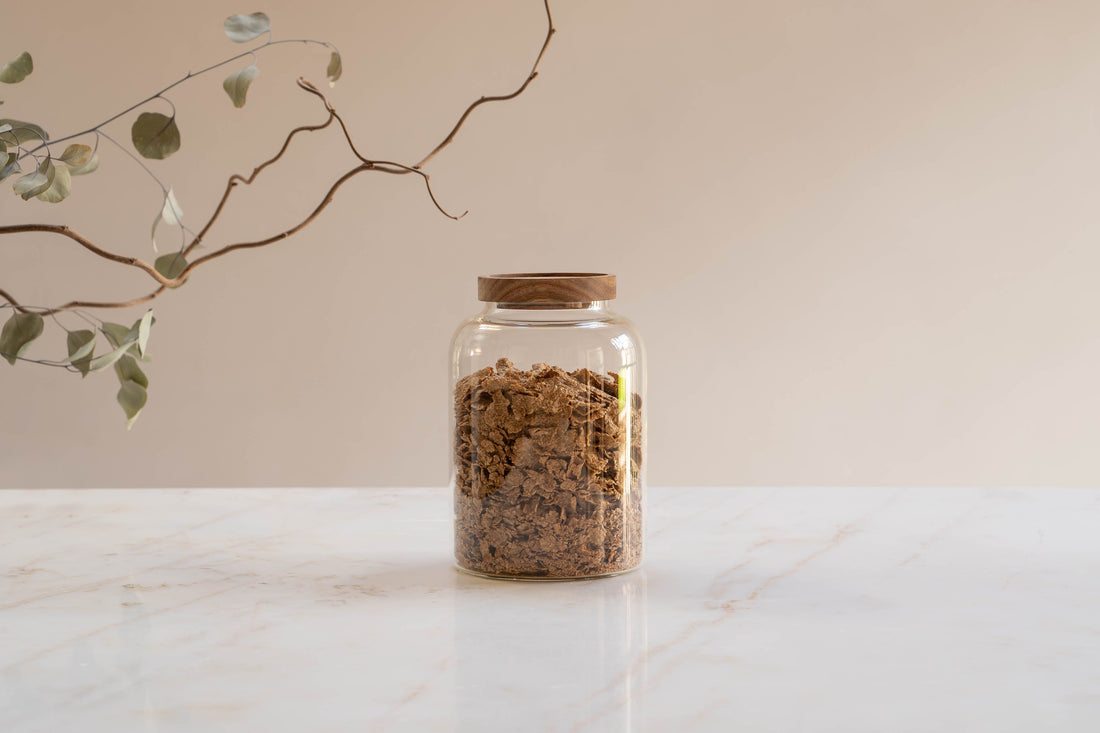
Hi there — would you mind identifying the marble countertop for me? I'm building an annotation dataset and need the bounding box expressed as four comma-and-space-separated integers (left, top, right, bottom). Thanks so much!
1, 487, 1098, 732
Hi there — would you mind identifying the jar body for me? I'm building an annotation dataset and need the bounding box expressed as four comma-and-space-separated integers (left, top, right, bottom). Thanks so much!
451, 302, 645, 579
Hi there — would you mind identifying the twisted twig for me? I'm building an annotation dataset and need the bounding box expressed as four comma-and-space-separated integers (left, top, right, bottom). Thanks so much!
416, 0, 554, 169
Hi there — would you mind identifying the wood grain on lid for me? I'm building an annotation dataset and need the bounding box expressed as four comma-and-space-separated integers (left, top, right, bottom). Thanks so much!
477, 273, 616, 303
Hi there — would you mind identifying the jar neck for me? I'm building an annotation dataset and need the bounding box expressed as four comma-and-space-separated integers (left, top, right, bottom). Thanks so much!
482, 300, 613, 323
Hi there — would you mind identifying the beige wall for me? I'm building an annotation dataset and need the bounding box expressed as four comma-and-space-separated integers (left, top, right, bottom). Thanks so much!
3, 0, 1100, 488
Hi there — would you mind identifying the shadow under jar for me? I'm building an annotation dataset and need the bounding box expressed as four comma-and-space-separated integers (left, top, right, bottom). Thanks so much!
451, 273, 646, 580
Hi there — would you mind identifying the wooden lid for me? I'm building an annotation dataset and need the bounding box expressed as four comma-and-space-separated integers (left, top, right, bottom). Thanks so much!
477, 273, 616, 303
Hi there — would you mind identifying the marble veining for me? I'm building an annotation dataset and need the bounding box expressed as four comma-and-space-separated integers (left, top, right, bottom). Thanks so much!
1, 487, 1098, 732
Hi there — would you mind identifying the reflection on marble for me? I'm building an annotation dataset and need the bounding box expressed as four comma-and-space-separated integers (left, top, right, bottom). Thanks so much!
1, 487, 1099, 731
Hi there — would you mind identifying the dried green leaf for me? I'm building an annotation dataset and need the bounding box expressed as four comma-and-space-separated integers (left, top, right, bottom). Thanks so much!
162, 189, 183, 226
88, 339, 136, 373
12, 171, 47, 197
59, 143, 92, 168
114, 354, 149, 389
100, 322, 131, 349
326, 51, 342, 87
155, 252, 188, 284
0, 312, 44, 365
36, 160, 71, 203
68, 151, 99, 175
12, 159, 53, 200
101, 312, 154, 360
0, 119, 48, 144
66, 329, 96, 377
0, 152, 19, 181
223, 65, 259, 108
117, 379, 148, 430
0, 52, 33, 84
224, 13, 270, 42
151, 188, 183, 251
134, 310, 154, 358
131, 112, 180, 160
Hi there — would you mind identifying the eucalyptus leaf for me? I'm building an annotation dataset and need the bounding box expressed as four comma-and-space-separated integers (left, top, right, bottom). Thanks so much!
0, 312, 44, 365
68, 151, 99, 175
0, 52, 33, 84
224, 13, 271, 42
117, 379, 148, 430
66, 329, 96, 377
326, 51, 342, 87
101, 312, 154, 359
151, 188, 183, 252
12, 159, 53, 199
161, 188, 183, 226
131, 112, 180, 160
88, 338, 137, 373
114, 355, 149, 389
155, 252, 188, 283
133, 315, 156, 362
222, 64, 259, 108
12, 171, 47, 197
134, 310, 154, 357
36, 160, 71, 203
0, 119, 48, 144
59, 143, 92, 167
67, 149, 99, 176
0, 152, 18, 181
100, 322, 132, 349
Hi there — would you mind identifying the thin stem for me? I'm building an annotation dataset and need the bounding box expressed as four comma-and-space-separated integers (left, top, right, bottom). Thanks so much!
280, 38, 337, 51
98, 129, 168, 194
160, 95, 177, 116
178, 224, 199, 254
0, 350, 79, 370
48, 312, 73, 334
72, 309, 102, 328
17, 38, 333, 160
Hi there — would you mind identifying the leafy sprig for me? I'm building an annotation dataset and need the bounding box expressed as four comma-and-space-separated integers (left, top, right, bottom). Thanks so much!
0, 2, 555, 428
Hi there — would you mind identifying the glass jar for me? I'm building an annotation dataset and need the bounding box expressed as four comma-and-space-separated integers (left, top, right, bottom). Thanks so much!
450, 273, 645, 579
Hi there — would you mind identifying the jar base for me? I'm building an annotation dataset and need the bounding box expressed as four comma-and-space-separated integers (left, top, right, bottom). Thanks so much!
453, 562, 642, 582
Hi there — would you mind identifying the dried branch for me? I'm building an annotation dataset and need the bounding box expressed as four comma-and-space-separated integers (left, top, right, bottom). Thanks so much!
415, 0, 554, 169
0, 288, 26, 312
0, 286, 166, 318
185, 107, 337, 256
296, 79, 466, 220
0, 224, 173, 286
184, 163, 369, 271
0, 1, 555, 316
